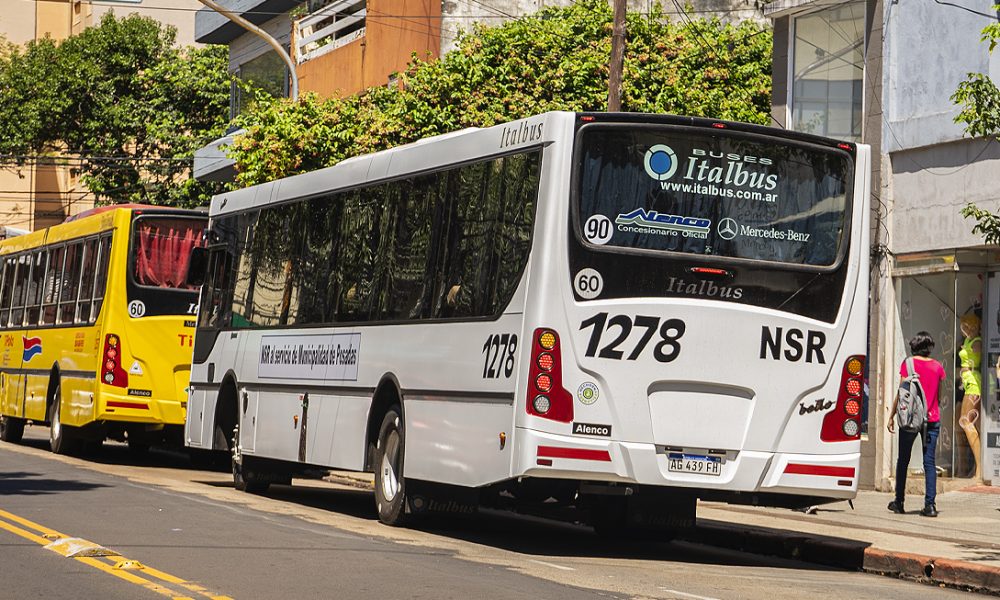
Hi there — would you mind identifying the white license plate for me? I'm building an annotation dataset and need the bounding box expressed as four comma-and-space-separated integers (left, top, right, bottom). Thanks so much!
668, 453, 722, 476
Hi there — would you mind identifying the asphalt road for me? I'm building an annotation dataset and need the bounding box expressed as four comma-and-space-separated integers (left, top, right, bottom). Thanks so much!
0, 426, 975, 600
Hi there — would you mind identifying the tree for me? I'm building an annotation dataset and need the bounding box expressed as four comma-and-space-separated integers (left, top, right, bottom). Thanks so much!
953, 5, 1000, 236
229, 0, 772, 187
0, 14, 230, 208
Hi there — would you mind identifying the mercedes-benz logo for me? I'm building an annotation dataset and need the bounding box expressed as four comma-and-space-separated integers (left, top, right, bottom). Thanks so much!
718, 218, 738, 240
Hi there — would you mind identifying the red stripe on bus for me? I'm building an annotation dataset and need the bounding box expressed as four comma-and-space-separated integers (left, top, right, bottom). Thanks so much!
784, 463, 855, 478
106, 401, 149, 410
536, 446, 611, 462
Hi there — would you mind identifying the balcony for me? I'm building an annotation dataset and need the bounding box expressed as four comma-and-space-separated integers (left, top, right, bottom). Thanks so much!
294, 0, 367, 64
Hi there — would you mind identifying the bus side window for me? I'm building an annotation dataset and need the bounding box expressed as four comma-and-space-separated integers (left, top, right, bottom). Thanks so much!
42, 246, 64, 326
0, 257, 13, 327
76, 238, 98, 324
25, 250, 46, 326
91, 234, 112, 322
58, 243, 83, 324
10, 255, 30, 327
437, 152, 539, 319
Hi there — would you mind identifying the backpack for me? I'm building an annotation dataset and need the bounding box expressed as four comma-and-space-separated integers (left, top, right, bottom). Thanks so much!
896, 357, 929, 433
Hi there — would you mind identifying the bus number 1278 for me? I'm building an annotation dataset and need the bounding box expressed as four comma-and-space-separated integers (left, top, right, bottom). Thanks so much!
482, 333, 517, 379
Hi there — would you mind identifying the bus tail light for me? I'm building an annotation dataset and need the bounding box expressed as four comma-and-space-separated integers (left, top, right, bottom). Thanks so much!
102, 334, 128, 388
526, 328, 573, 422
821, 355, 865, 442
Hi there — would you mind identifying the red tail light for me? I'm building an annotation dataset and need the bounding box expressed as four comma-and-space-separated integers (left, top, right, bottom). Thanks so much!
821, 355, 864, 442
102, 334, 128, 388
526, 328, 573, 422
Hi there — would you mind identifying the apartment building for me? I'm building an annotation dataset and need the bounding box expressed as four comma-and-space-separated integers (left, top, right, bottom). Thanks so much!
0, 0, 202, 231
192, 0, 764, 181
766, 0, 1000, 490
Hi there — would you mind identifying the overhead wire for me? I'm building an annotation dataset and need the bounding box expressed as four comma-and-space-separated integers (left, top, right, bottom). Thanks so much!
667, 0, 782, 128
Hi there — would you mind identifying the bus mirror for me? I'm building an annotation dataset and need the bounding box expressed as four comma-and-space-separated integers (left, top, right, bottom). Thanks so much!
186, 247, 209, 287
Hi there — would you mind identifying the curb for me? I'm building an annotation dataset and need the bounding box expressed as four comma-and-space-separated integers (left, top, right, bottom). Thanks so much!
323, 472, 1000, 595
690, 521, 1000, 596
863, 548, 1000, 595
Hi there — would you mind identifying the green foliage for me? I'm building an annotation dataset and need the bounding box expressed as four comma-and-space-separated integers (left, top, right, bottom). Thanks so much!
952, 4, 1000, 137
0, 14, 231, 208
953, 73, 1000, 138
953, 5, 1000, 242
230, 0, 772, 187
961, 203, 1000, 245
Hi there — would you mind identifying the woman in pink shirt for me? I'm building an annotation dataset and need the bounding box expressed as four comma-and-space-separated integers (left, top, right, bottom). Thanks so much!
887, 331, 944, 517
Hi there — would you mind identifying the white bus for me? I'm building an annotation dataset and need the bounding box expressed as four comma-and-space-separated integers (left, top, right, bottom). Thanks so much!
185, 112, 870, 531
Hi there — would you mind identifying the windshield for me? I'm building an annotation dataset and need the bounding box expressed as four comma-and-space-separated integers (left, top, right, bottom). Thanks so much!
131, 217, 205, 290
575, 125, 853, 268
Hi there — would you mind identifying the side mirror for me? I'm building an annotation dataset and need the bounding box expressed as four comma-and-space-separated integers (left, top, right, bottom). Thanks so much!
186, 246, 209, 288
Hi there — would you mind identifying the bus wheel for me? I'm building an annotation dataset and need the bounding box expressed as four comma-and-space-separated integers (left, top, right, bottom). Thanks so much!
0, 415, 25, 443
374, 406, 408, 526
233, 458, 270, 494
231, 425, 269, 494
48, 387, 78, 455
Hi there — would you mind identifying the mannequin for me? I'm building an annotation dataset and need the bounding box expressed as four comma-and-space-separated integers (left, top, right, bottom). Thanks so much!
958, 314, 982, 480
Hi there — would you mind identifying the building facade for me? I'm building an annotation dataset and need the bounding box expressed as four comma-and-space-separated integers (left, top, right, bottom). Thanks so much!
0, 0, 202, 231
768, 0, 1000, 490
192, 0, 765, 181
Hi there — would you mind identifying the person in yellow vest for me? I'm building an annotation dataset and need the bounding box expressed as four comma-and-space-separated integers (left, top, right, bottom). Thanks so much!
959, 314, 982, 480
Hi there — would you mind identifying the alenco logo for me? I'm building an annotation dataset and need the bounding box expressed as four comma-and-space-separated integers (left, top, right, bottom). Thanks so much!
572, 422, 612, 437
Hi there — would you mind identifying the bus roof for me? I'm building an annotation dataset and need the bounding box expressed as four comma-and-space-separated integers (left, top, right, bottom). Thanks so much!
0, 204, 206, 255
208, 111, 863, 219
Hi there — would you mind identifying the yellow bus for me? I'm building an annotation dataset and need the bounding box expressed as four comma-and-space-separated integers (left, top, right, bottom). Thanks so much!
0, 205, 206, 454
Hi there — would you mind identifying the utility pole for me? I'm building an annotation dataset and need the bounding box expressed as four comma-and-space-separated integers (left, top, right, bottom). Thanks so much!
607, 0, 627, 111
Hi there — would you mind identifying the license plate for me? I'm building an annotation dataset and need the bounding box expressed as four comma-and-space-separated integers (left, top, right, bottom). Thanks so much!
667, 453, 722, 476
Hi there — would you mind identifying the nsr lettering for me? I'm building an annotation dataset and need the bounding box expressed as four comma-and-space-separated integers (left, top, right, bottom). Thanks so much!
759, 326, 825, 364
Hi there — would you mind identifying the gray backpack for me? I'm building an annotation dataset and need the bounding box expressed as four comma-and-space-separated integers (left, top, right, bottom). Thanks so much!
896, 357, 929, 433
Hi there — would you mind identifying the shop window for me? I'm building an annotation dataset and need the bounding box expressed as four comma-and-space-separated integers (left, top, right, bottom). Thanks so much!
896, 268, 986, 479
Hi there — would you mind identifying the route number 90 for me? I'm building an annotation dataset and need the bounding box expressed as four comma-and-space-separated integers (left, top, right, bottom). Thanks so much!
583, 215, 613, 245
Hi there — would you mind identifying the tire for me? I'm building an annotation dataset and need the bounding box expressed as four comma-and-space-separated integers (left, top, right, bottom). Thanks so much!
230, 423, 269, 494
373, 406, 408, 526
48, 386, 78, 455
233, 458, 270, 494
127, 438, 150, 456
591, 497, 628, 539
0, 415, 25, 443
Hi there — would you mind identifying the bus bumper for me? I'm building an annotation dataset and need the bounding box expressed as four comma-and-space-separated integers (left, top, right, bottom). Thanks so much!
514, 427, 860, 499
97, 391, 186, 426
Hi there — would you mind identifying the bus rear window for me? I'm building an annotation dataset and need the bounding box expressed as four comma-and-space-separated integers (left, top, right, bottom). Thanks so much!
132, 217, 205, 290
575, 126, 852, 267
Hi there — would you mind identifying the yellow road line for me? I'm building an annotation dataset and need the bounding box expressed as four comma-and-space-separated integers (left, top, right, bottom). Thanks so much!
0, 507, 65, 538
0, 507, 232, 600
76, 556, 195, 600
0, 516, 55, 545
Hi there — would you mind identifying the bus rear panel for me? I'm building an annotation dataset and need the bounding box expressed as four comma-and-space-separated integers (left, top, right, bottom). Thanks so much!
511, 115, 870, 513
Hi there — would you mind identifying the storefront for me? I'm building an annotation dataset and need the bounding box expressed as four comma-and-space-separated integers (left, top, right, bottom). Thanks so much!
893, 250, 1000, 484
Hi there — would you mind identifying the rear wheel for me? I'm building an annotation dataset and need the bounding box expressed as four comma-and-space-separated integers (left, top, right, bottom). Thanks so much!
373, 406, 408, 526
0, 415, 25, 443
48, 387, 78, 455
231, 424, 269, 494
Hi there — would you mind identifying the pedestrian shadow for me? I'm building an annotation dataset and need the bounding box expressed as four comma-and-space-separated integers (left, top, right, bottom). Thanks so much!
0, 470, 109, 495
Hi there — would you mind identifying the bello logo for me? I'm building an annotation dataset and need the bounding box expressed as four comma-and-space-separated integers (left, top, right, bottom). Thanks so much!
22, 336, 42, 361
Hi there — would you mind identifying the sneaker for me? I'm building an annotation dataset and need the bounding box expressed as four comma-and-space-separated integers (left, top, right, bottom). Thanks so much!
887, 500, 905, 514
920, 504, 938, 517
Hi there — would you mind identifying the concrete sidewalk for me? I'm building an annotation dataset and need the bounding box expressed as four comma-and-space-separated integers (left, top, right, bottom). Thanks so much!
694, 486, 1000, 594
326, 470, 1000, 594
